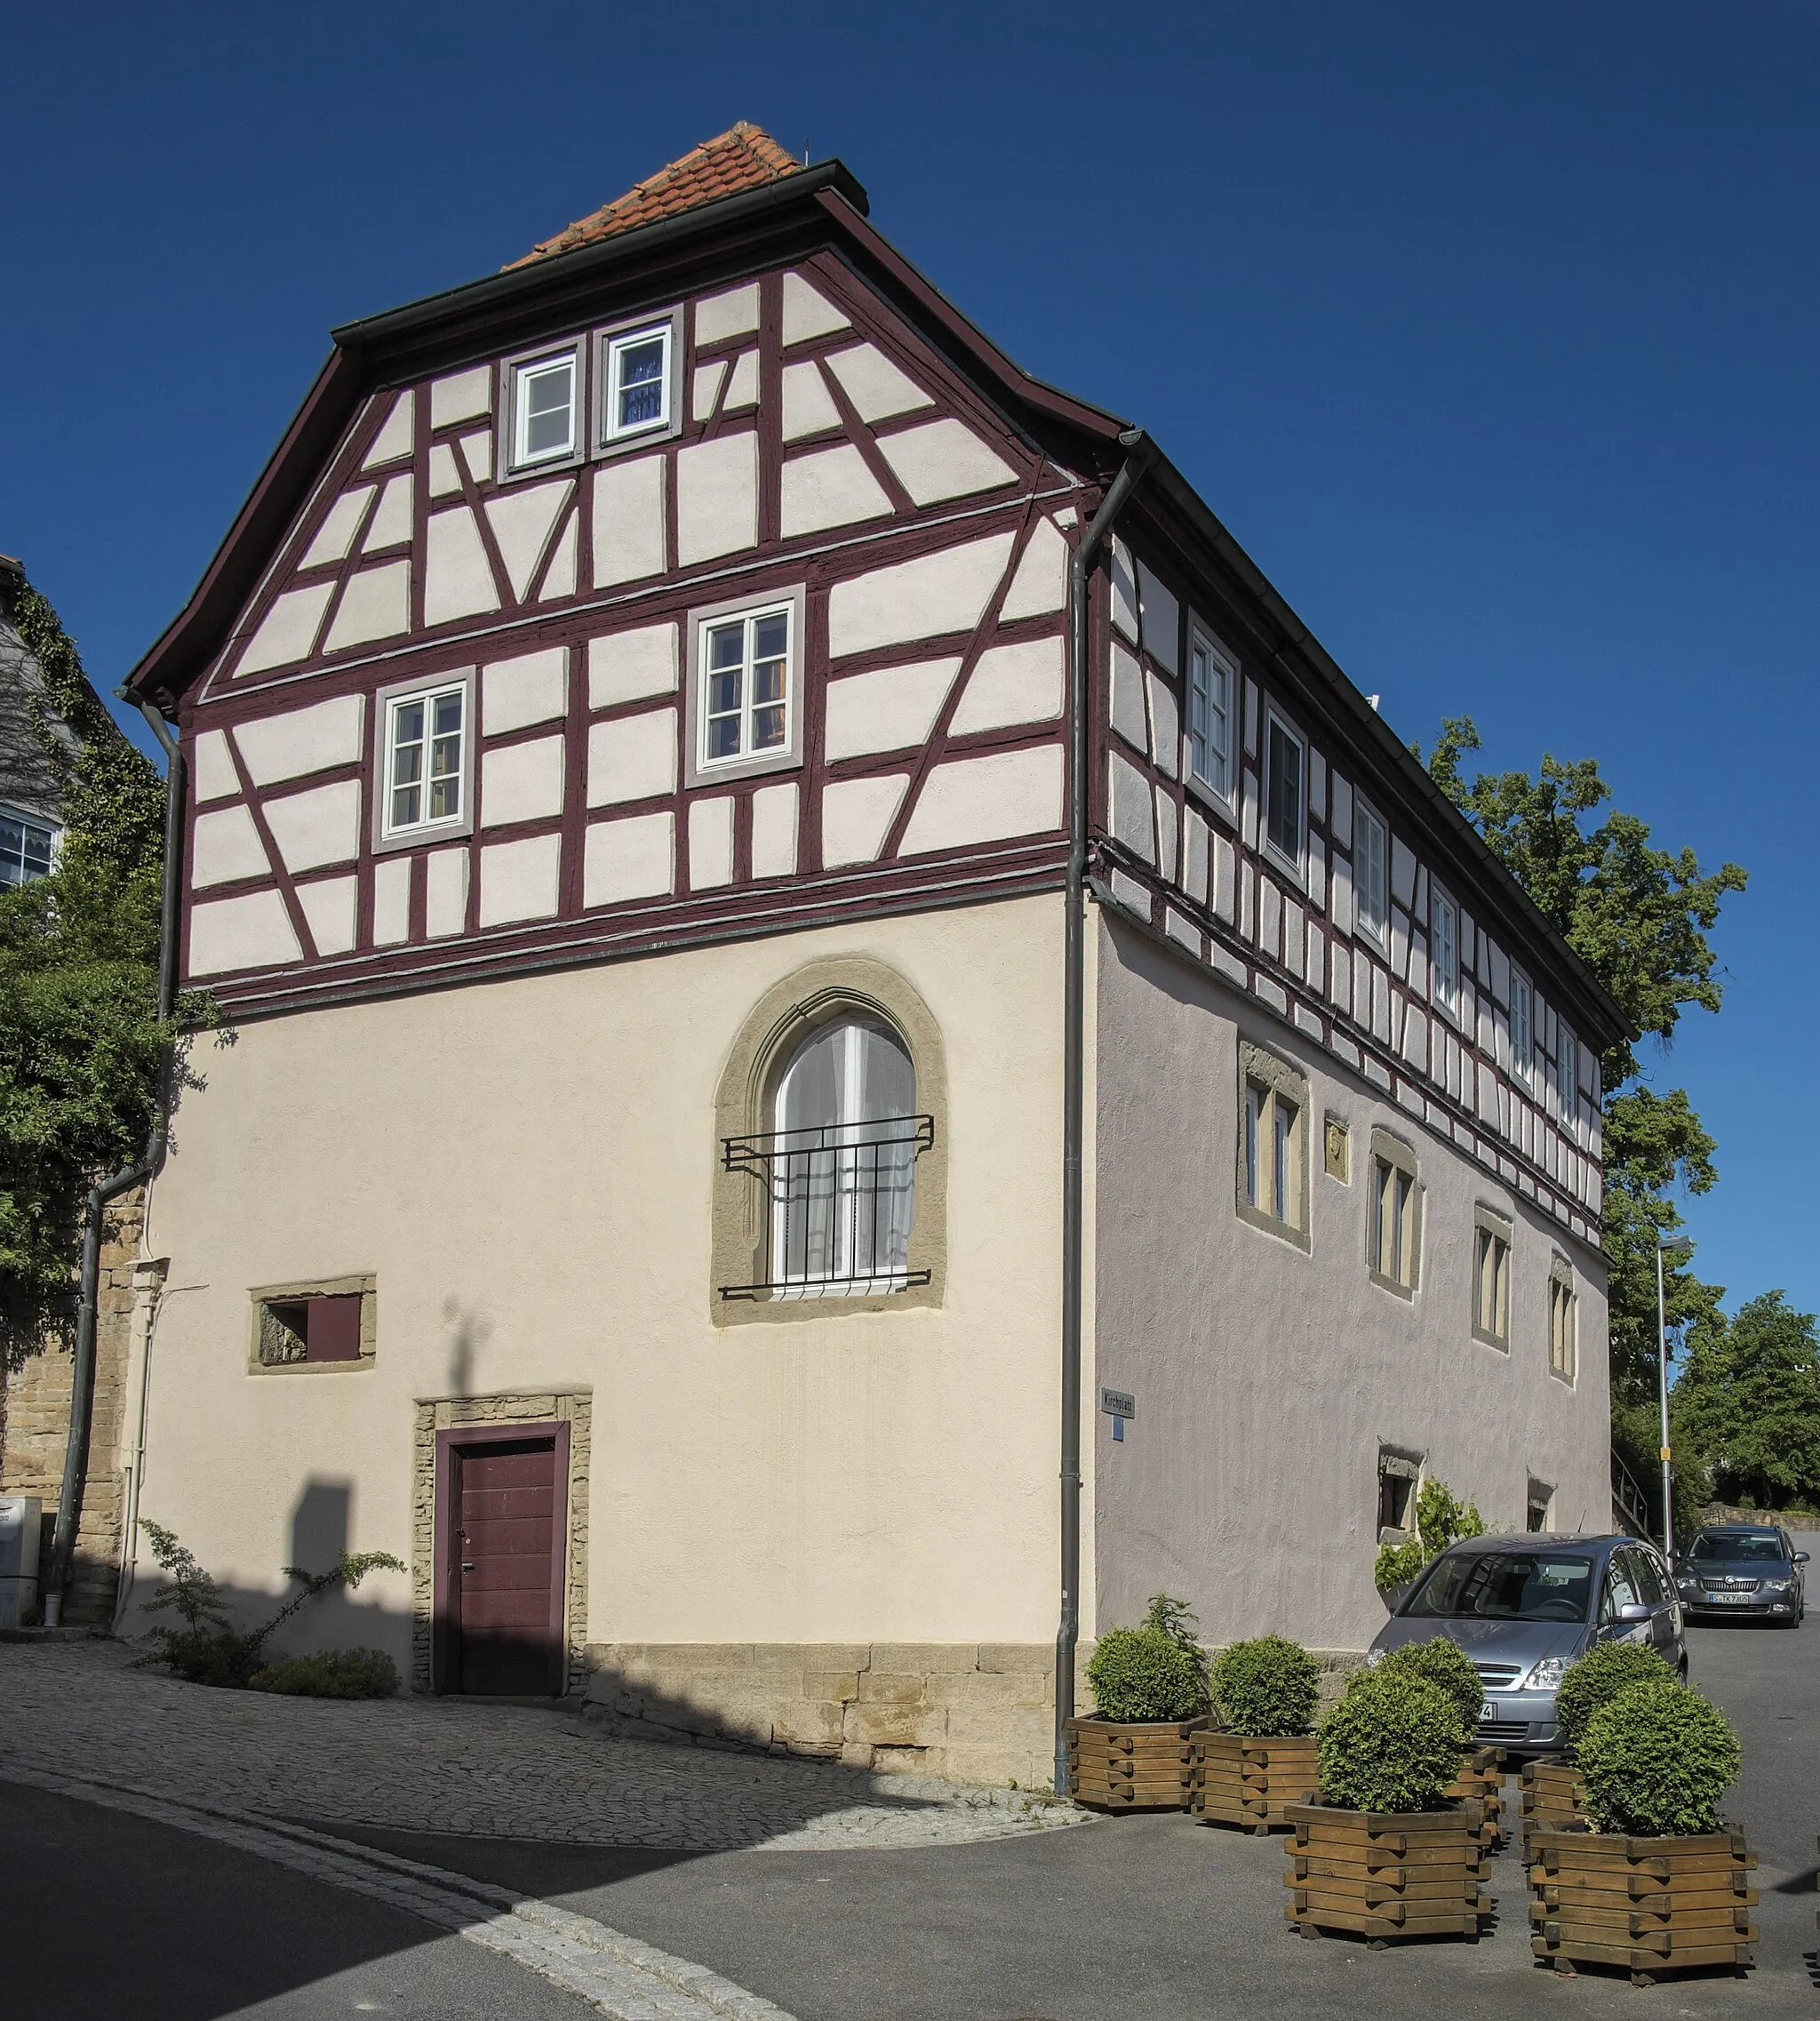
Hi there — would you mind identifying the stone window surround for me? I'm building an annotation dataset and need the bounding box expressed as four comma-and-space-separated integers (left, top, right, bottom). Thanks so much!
1367, 1125, 1423, 1300
711, 955, 948, 1325
1472, 1202, 1515, 1351
1377, 1444, 1424, 1546
246, 1274, 377, 1373
1235, 1038, 1312, 1252
410, 1388, 591, 1695
1548, 1254, 1578, 1386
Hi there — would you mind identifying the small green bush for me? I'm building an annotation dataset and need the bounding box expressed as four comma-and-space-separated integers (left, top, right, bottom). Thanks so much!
1373, 1537, 1426, 1592
1555, 1640, 1676, 1746
1087, 1594, 1210, 1723
1373, 1475, 1484, 1592
1577, 1681, 1741, 1837
1208, 1634, 1321, 1737
250, 1648, 401, 1699
1318, 1668, 1465, 1814
1377, 1638, 1483, 1737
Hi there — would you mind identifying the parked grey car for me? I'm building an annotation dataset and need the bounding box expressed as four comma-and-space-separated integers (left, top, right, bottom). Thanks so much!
1672, 1524, 1808, 1625
1366, 1533, 1686, 1751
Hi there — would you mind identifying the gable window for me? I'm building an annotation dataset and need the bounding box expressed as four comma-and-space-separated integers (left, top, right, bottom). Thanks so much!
1264, 712, 1304, 871
0, 808, 55, 889
1355, 801, 1389, 948
602, 324, 672, 441
1510, 969, 1534, 1084
1548, 1264, 1577, 1382
379, 676, 470, 843
1473, 1209, 1513, 1348
1432, 887, 1459, 1016
685, 587, 806, 786
507, 347, 581, 471
1236, 1042, 1308, 1249
1185, 625, 1234, 805
1369, 1130, 1420, 1296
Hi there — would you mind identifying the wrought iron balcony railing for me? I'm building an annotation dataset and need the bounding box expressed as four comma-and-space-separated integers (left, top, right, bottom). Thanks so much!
721, 1114, 935, 1300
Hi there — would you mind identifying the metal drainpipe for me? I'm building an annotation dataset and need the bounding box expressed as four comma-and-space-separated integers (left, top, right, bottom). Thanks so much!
1054, 430, 1153, 1795
42, 699, 183, 1628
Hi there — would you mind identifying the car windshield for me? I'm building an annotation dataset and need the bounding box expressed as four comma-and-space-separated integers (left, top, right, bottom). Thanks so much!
1403, 1551, 1596, 1623
1689, 1533, 1785, 1564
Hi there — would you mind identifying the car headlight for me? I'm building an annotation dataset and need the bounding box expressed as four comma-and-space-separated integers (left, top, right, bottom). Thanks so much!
1523, 1657, 1567, 1691
1364, 1647, 1386, 1668
1762, 1577, 1791, 1592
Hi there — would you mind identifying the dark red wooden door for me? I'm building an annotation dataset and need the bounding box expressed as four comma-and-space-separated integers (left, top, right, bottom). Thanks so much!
451, 1436, 561, 1695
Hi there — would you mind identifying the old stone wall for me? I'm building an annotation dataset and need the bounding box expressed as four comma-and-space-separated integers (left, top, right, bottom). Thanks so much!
0, 1192, 144, 1624
579, 1641, 1369, 1791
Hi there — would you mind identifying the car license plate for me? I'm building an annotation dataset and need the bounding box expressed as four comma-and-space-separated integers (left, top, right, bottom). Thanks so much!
1706, 1591, 1752, 1604
1480, 1701, 1498, 1722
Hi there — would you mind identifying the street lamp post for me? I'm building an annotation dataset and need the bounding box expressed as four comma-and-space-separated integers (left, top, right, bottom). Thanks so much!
1656, 1234, 1695, 1562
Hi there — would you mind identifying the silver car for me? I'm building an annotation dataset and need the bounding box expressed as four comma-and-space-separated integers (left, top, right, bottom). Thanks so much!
1366, 1533, 1687, 1751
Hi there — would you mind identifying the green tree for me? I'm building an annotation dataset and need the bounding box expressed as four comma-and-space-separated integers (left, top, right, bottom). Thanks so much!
0, 578, 184, 1366
1670, 1292, 1820, 1511
1417, 721, 1746, 1497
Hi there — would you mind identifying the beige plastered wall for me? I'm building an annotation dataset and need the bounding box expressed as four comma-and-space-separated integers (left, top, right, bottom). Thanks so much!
126, 894, 1072, 1692
1090, 911, 1611, 1657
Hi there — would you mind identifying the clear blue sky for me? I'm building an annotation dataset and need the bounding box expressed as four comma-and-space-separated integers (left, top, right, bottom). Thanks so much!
7, 2, 1812, 1321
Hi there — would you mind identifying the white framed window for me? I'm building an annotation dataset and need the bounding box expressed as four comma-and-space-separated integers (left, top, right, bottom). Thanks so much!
377, 675, 471, 845
505, 344, 582, 473
1354, 799, 1388, 949
1263, 708, 1305, 874
1556, 1025, 1579, 1141
595, 309, 682, 455
1185, 623, 1235, 807
1369, 1141, 1420, 1295
770, 1016, 921, 1298
1236, 1042, 1308, 1249
1473, 1210, 1512, 1348
684, 587, 806, 787
1549, 1266, 1577, 1383
1509, 968, 1534, 1084
1432, 886, 1459, 1016
0, 806, 56, 889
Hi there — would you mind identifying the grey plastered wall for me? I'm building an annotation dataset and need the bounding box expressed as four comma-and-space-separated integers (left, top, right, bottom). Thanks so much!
1090, 910, 1610, 1654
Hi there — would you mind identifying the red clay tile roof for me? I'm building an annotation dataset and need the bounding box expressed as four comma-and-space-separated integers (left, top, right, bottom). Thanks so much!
507, 123, 804, 268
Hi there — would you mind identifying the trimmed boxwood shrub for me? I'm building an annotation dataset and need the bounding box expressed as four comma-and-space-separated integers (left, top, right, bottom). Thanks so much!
1087, 1594, 1210, 1723
1577, 1681, 1741, 1837
1319, 1668, 1465, 1814
1208, 1634, 1321, 1737
250, 1648, 401, 1699
1554, 1640, 1676, 1746
1377, 1637, 1483, 1737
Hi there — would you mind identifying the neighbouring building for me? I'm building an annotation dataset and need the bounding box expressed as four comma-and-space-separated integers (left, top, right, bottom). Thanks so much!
116, 125, 1621, 1785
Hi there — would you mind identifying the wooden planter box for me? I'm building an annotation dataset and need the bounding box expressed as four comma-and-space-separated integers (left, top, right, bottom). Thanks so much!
1520, 1758, 1589, 1851
1442, 1745, 1508, 1848
1283, 1801, 1490, 1945
1066, 1714, 1209, 1810
1190, 1732, 1320, 1833
1529, 1825, 1758, 1985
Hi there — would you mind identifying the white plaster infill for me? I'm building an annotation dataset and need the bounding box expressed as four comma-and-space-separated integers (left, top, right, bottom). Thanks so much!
4, 1762, 790, 2021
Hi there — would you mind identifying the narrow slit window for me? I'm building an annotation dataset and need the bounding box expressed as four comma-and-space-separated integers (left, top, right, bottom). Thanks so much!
1243, 1075, 1303, 1231
1370, 1148, 1419, 1292
385, 683, 466, 837
1474, 1224, 1512, 1346
1356, 803, 1388, 947
699, 604, 792, 771
603, 324, 673, 443
1510, 971, 1533, 1084
1264, 714, 1304, 869
1186, 628, 1233, 803
513, 354, 578, 467
1433, 890, 1459, 1014
1549, 1273, 1577, 1381
1556, 1026, 1579, 1142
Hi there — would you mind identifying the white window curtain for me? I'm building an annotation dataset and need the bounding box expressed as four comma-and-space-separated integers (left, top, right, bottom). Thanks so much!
773, 1018, 917, 1295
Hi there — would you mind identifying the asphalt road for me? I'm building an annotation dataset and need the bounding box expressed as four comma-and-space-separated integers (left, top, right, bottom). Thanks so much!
322, 1538, 1820, 2021
0, 1774, 601, 2021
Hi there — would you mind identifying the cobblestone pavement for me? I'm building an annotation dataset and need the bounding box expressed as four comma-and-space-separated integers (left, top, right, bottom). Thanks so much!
0, 1640, 1087, 1853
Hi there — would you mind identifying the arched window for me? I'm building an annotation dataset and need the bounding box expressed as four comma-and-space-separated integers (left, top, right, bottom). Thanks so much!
769, 1016, 924, 1297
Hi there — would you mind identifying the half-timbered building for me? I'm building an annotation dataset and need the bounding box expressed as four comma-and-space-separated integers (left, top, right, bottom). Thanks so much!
118, 124, 1622, 1787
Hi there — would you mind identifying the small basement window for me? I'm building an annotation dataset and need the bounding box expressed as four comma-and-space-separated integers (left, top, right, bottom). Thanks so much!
1527, 1479, 1555, 1533
251, 1278, 376, 1371
1378, 1449, 1421, 1540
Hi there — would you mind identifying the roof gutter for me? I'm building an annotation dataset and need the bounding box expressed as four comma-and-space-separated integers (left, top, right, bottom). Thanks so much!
42, 698, 184, 1627
1055, 429, 1156, 1796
